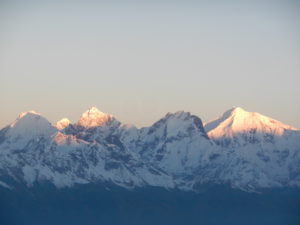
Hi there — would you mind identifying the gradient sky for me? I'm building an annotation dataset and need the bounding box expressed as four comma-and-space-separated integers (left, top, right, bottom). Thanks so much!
1, 0, 300, 128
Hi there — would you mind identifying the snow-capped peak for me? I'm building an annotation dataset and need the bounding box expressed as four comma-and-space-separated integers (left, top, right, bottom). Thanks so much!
4, 111, 57, 147
166, 110, 191, 119
77, 107, 115, 128
56, 118, 70, 130
204, 107, 298, 140
10, 110, 44, 128
0, 107, 300, 191
12, 110, 41, 126
141, 110, 208, 142
204, 107, 248, 132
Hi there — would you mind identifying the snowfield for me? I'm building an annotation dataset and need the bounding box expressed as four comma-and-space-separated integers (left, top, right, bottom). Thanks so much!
0, 107, 299, 192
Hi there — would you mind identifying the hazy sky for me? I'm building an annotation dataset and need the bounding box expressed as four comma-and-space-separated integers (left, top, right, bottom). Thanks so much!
1, 0, 300, 128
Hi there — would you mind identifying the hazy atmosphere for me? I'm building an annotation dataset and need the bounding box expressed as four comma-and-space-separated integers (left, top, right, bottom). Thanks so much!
1, 0, 300, 128
1, 2, 300, 225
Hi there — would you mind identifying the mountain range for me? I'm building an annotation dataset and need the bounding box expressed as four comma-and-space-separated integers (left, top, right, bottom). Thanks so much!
0, 106, 299, 192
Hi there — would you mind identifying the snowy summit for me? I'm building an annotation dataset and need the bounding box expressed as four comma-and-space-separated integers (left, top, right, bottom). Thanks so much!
0, 106, 299, 191
56, 118, 70, 130
76, 107, 115, 128
205, 107, 297, 140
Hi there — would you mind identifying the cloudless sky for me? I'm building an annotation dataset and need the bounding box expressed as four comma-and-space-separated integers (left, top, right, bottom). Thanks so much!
1, 0, 300, 128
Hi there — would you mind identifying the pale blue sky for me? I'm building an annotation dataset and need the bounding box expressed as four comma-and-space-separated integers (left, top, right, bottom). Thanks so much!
1, 1, 300, 128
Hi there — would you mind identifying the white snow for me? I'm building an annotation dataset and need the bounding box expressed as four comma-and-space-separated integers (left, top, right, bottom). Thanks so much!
205, 107, 298, 140
6, 111, 57, 148
56, 118, 70, 130
0, 107, 299, 191
202, 107, 300, 190
77, 107, 115, 128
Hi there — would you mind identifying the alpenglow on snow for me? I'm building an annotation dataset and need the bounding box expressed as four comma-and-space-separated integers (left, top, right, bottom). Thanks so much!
0, 107, 299, 191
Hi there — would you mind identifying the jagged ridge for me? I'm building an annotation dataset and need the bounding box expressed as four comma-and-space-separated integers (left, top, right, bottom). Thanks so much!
0, 107, 299, 192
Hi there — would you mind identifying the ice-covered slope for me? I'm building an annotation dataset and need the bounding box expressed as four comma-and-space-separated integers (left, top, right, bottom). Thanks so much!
204, 107, 300, 189
0, 108, 174, 189
121, 112, 216, 181
205, 107, 298, 146
0, 107, 299, 192
65, 107, 122, 142
0, 111, 57, 150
